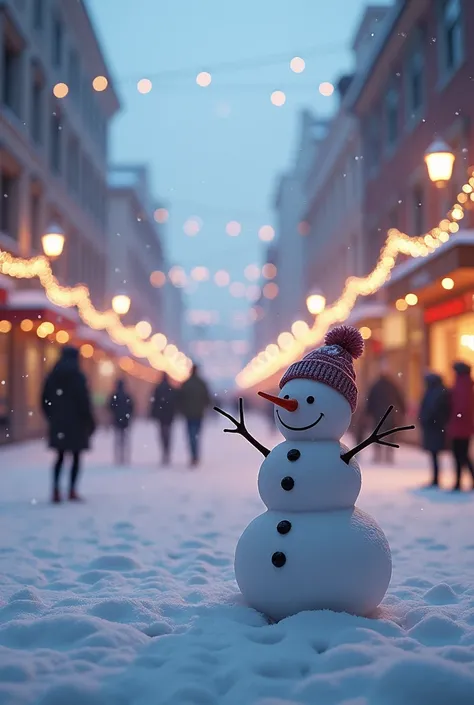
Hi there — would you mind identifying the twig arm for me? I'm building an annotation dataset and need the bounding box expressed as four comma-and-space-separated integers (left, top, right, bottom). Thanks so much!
214, 398, 270, 458
341, 405, 415, 464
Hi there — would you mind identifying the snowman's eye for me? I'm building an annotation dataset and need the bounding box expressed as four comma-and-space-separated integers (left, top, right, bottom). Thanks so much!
283, 395, 289, 400
306, 396, 315, 404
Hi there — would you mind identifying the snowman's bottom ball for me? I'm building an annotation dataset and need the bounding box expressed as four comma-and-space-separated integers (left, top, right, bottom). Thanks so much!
234, 508, 392, 621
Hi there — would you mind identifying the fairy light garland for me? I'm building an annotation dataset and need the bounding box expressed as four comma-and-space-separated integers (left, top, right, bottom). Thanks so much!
0, 251, 191, 381
236, 172, 474, 389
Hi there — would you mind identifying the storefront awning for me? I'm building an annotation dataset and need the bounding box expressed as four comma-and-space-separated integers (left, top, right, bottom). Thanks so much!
384, 230, 474, 304
0, 289, 79, 329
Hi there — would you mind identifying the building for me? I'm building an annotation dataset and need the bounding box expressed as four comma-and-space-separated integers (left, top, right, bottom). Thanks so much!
348, 0, 474, 412
0, 0, 120, 442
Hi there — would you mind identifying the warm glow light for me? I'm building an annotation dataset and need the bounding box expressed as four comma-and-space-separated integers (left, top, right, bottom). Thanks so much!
80, 344, 94, 358
244, 264, 260, 281
0, 320, 12, 334
359, 326, 372, 340
196, 71, 212, 87
92, 75, 108, 92
226, 221, 241, 237
137, 78, 152, 94
395, 298, 408, 312
258, 225, 275, 242
38, 322, 55, 336
112, 294, 131, 315
291, 320, 309, 339
135, 321, 152, 339
154, 208, 169, 224
229, 282, 246, 298
56, 330, 70, 344
53, 82, 69, 98
306, 291, 326, 315
262, 263, 277, 279
319, 82, 334, 97
278, 332, 294, 350
99, 360, 115, 376
168, 266, 187, 287
20, 319, 33, 332
263, 282, 279, 299
151, 333, 167, 351
461, 334, 474, 351
405, 293, 418, 306
290, 57, 305, 73
441, 277, 454, 290
271, 90, 286, 107
191, 266, 209, 281
214, 270, 230, 286
183, 217, 202, 236
150, 270, 166, 288
246, 284, 261, 302
42, 224, 65, 258
424, 139, 455, 186
164, 344, 178, 358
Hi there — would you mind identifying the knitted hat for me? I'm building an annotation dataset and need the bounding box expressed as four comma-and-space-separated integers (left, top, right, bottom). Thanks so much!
279, 325, 364, 412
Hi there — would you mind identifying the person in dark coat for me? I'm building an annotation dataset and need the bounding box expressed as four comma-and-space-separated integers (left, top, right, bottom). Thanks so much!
447, 361, 474, 491
108, 379, 134, 465
150, 373, 178, 465
178, 363, 211, 467
366, 366, 406, 463
41, 346, 96, 503
419, 373, 450, 487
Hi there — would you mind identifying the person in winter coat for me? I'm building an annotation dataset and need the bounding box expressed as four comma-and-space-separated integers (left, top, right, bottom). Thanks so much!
366, 366, 406, 463
419, 373, 450, 487
108, 379, 134, 465
178, 363, 211, 467
150, 373, 178, 464
447, 361, 474, 491
41, 346, 96, 503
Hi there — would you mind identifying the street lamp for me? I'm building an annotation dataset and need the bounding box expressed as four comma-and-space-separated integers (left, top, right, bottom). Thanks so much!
41, 223, 65, 259
112, 294, 131, 316
424, 139, 455, 188
306, 289, 326, 315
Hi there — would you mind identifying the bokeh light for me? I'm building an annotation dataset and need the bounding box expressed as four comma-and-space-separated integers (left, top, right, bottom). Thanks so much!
153, 208, 169, 224
270, 90, 286, 107
151, 333, 167, 351
278, 332, 294, 350
137, 78, 152, 94
262, 263, 277, 279
244, 264, 260, 281
56, 330, 70, 344
259, 225, 275, 242
263, 282, 279, 299
135, 321, 152, 339
80, 344, 94, 358
53, 82, 68, 98
183, 217, 202, 236
20, 319, 34, 332
229, 282, 246, 298
191, 266, 209, 281
405, 293, 418, 306
214, 270, 230, 286
92, 75, 108, 92
196, 71, 212, 87
225, 221, 241, 237
359, 326, 372, 340
291, 320, 309, 339
168, 266, 187, 288
150, 270, 166, 288
246, 284, 261, 302
290, 57, 305, 73
319, 82, 335, 97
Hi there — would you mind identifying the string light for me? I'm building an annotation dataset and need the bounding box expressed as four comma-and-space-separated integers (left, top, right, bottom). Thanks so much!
53, 82, 69, 98
236, 168, 474, 389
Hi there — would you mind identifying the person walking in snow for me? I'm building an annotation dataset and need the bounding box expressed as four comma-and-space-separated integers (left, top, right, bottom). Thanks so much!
178, 363, 211, 467
108, 378, 134, 465
419, 373, 450, 487
366, 364, 406, 463
448, 361, 474, 491
41, 346, 96, 503
150, 373, 178, 465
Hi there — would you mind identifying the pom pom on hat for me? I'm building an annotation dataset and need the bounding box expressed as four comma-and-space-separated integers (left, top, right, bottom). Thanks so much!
325, 325, 364, 360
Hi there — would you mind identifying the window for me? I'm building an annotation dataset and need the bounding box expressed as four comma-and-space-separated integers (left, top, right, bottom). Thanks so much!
30, 190, 41, 251
52, 14, 63, 68
33, 0, 44, 30
50, 110, 62, 173
68, 48, 81, 101
31, 62, 43, 144
67, 135, 80, 194
412, 185, 425, 235
363, 114, 381, 176
440, 0, 463, 77
0, 173, 19, 239
385, 88, 398, 149
2, 42, 22, 117
406, 40, 424, 120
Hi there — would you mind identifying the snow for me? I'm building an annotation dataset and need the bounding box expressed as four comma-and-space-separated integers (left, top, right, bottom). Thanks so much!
1, 414, 474, 705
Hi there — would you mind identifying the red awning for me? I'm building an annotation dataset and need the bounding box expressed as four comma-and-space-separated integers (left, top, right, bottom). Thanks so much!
0, 290, 78, 330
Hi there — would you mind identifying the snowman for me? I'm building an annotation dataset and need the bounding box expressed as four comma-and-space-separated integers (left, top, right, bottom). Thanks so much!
214, 325, 414, 621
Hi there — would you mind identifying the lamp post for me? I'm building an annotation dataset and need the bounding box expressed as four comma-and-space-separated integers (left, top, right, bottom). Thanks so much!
41, 223, 65, 259
424, 139, 455, 188
306, 289, 326, 315
112, 294, 131, 316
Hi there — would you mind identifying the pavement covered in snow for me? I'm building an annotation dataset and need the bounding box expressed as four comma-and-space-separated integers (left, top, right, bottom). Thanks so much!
1, 414, 474, 705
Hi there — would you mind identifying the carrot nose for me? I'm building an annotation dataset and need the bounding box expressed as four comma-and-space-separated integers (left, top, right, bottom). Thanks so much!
258, 391, 298, 411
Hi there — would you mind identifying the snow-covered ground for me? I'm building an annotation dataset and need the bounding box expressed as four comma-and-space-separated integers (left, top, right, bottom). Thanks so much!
1, 414, 474, 705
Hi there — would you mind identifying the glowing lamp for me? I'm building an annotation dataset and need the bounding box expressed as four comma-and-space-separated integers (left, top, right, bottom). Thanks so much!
42, 224, 65, 259
306, 290, 326, 315
112, 294, 131, 316
441, 277, 454, 290
424, 139, 455, 188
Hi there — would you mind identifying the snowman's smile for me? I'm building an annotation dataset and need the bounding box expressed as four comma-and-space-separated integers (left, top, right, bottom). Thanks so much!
276, 411, 324, 431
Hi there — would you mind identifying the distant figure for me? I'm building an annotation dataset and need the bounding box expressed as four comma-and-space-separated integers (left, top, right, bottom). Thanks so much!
366, 366, 406, 463
179, 364, 211, 467
150, 373, 178, 465
448, 362, 474, 491
419, 373, 450, 487
41, 346, 96, 503
108, 379, 134, 465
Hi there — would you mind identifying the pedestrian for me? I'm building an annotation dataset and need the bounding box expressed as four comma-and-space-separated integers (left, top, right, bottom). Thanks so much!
41, 346, 96, 503
448, 361, 474, 491
178, 363, 211, 467
419, 373, 450, 487
150, 373, 178, 465
108, 378, 134, 465
366, 363, 406, 463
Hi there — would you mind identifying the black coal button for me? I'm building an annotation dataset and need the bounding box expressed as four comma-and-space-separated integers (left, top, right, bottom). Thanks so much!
281, 476, 294, 491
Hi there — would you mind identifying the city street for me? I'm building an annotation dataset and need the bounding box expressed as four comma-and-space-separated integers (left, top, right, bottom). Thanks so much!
1, 415, 474, 705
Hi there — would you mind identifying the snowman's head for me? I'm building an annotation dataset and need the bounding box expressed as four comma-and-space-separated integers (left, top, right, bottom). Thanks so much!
260, 379, 352, 441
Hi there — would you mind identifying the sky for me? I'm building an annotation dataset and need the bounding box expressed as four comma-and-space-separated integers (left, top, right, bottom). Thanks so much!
87, 0, 391, 385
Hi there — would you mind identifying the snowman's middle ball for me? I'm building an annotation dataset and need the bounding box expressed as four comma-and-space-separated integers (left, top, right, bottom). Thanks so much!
275, 379, 352, 442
